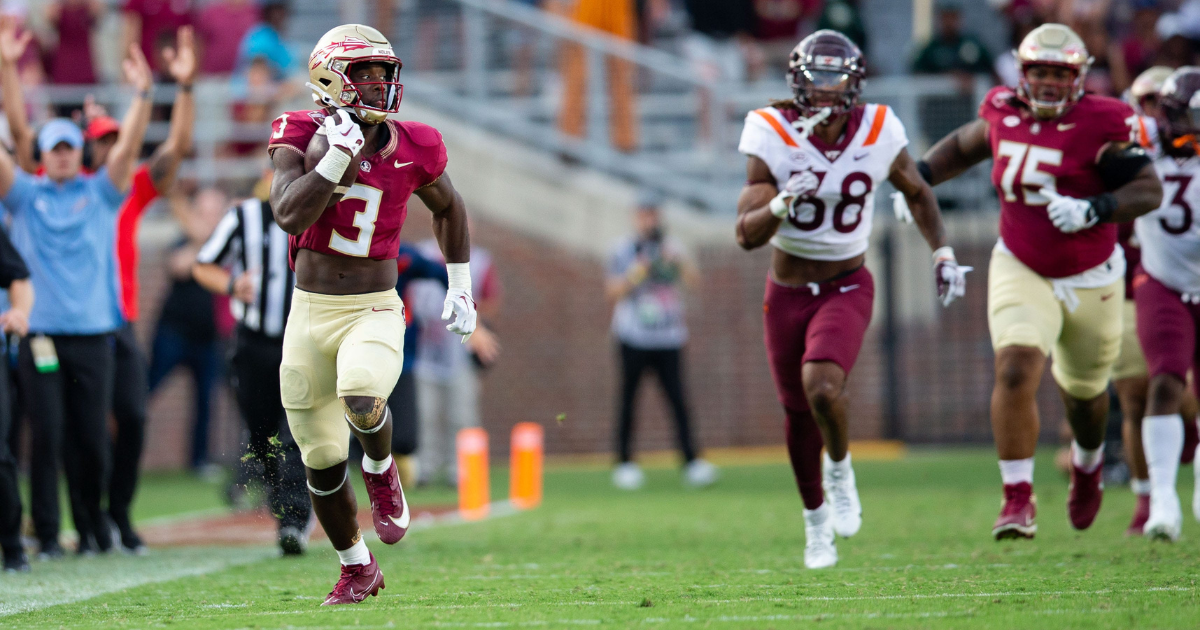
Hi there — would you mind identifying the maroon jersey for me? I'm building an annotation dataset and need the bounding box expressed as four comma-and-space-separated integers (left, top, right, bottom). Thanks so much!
980, 86, 1137, 278
268, 110, 448, 269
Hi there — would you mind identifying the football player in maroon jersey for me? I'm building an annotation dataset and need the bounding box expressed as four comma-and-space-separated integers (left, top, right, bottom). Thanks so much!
267, 24, 476, 605
919, 24, 1163, 539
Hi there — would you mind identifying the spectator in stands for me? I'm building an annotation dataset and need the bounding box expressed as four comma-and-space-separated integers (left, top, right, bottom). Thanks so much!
122, 0, 194, 78
195, 0, 257, 75
147, 188, 227, 476
994, 14, 1038, 88
45, 0, 101, 85
815, 0, 868, 56
559, 0, 639, 153
0, 230, 32, 573
1109, 1, 1163, 94
0, 45, 153, 559
682, 0, 758, 147
411, 235, 501, 486
752, 0, 821, 78
227, 56, 289, 157
606, 192, 714, 491
912, 2, 994, 79
235, 0, 295, 81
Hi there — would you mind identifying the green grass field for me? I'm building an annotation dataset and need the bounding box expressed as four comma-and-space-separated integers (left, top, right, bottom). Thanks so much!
3, 448, 1198, 629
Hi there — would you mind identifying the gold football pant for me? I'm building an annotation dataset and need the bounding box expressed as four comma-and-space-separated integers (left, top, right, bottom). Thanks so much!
280, 288, 405, 470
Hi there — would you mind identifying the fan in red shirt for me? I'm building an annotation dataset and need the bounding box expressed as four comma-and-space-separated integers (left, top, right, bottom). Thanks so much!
0, 24, 197, 554
918, 24, 1163, 541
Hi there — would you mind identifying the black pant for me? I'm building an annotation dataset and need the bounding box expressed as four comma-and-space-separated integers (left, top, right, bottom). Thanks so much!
0, 354, 20, 552
108, 324, 148, 530
230, 328, 311, 531
615, 344, 697, 464
19, 334, 114, 549
349, 368, 420, 462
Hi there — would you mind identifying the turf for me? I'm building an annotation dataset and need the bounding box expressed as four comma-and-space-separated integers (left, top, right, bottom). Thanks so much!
3, 448, 1198, 629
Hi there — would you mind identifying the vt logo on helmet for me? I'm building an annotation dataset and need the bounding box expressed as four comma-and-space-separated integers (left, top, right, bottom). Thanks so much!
307, 24, 403, 125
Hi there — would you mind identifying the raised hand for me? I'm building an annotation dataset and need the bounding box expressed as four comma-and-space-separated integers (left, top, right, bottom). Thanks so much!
162, 26, 197, 86
82, 94, 109, 125
123, 44, 154, 93
0, 15, 32, 66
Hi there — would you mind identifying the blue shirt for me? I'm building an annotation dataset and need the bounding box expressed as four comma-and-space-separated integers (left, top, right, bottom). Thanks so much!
3, 169, 125, 335
607, 236, 689, 349
395, 243, 447, 372
237, 25, 296, 79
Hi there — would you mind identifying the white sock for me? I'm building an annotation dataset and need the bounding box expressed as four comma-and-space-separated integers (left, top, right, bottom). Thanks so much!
336, 539, 370, 566
804, 502, 829, 524
1143, 414, 1184, 493
1071, 441, 1104, 473
998, 458, 1034, 485
823, 451, 851, 473
1131, 478, 1152, 496
363, 453, 393, 475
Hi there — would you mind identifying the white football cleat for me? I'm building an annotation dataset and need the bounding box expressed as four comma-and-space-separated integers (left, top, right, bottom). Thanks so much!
803, 503, 837, 569
612, 462, 644, 491
822, 453, 862, 538
684, 459, 718, 488
1145, 488, 1183, 542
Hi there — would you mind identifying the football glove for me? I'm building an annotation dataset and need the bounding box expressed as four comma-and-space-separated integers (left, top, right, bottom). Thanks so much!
933, 246, 971, 308
323, 109, 365, 157
442, 287, 478, 342
890, 191, 914, 224
1042, 188, 1098, 233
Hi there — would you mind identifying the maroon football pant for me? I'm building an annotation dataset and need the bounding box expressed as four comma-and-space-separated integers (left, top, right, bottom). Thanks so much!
763, 266, 874, 510
1135, 272, 1200, 396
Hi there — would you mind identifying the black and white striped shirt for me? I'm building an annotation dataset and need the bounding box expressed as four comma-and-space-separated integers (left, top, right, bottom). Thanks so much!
196, 198, 294, 338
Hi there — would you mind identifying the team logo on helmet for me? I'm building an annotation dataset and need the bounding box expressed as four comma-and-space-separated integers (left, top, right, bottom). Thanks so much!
307, 24, 403, 125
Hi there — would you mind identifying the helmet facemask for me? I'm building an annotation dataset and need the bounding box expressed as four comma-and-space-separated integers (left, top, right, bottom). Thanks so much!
789, 68, 861, 120
1018, 62, 1088, 119
1161, 90, 1200, 157
311, 57, 403, 125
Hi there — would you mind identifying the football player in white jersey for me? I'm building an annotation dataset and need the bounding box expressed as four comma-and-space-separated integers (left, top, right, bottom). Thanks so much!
1132, 66, 1200, 540
736, 30, 969, 569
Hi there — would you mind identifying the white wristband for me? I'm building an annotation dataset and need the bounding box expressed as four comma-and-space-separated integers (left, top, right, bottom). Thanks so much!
932, 246, 956, 263
768, 190, 791, 219
314, 148, 351, 184
446, 262, 472, 292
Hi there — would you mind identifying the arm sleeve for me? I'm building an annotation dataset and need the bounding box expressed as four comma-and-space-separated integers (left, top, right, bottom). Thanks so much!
196, 206, 242, 265
0, 226, 29, 288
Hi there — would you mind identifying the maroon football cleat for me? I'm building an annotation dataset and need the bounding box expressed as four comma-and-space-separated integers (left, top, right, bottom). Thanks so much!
993, 482, 1037, 540
363, 461, 410, 544
1067, 459, 1104, 530
321, 553, 384, 606
1182, 420, 1199, 465
1126, 494, 1151, 537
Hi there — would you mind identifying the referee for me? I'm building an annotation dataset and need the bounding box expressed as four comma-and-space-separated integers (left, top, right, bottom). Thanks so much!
192, 182, 312, 555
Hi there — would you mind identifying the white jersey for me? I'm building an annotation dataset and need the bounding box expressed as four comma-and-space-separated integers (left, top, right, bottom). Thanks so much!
1136, 154, 1200, 294
1137, 115, 1161, 157
738, 103, 908, 261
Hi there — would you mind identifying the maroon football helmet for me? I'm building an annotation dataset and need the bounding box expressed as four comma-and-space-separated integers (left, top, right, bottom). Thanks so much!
787, 30, 866, 118
1157, 66, 1200, 157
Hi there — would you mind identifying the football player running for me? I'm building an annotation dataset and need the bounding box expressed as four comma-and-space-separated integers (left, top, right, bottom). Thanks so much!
1133, 66, 1200, 541
268, 25, 477, 604
920, 24, 1163, 540
736, 31, 968, 569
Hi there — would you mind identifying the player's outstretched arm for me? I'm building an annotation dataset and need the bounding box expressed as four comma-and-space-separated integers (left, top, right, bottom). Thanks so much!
107, 45, 154, 193
147, 26, 197, 195
736, 156, 785, 250
890, 148, 971, 307
416, 174, 477, 341
920, 119, 991, 186
0, 16, 35, 173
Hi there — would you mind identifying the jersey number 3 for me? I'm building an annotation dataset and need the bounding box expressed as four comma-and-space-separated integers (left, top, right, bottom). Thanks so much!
1162, 174, 1194, 235
997, 140, 1062, 205
329, 184, 382, 256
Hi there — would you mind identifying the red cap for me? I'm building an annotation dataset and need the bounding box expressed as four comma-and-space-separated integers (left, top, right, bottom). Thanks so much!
85, 116, 120, 141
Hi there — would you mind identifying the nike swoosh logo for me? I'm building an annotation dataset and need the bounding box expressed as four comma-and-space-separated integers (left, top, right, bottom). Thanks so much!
1100, 293, 1115, 301
389, 490, 411, 529
394, 160, 413, 168
1057, 123, 1076, 131
853, 151, 869, 160
840, 284, 860, 293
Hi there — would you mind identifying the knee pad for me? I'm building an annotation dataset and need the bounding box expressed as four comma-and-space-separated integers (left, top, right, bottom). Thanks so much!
301, 442, 349, 471
280, 364, 317, 409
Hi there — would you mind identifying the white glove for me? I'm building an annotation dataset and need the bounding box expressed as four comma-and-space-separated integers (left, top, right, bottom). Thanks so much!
933, 246, 972, 308
442, 287, 478, 342
1042, 188, 1098, 233
890, 191, 914, 224
768, 189, 793, 219
323, 109, 365, 157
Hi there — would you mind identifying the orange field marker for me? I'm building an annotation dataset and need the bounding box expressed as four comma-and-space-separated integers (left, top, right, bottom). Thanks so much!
509, 423, 544, 509
457, 428, 490, 520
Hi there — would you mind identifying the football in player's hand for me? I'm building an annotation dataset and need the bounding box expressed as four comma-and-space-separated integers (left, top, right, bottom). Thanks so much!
304, 129, 360, 207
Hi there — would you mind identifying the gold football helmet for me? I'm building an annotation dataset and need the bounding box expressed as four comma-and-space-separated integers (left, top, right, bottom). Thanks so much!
1130, 65, 1174, 115
1015, 23, 1093, 119
307, 24, 402, 125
